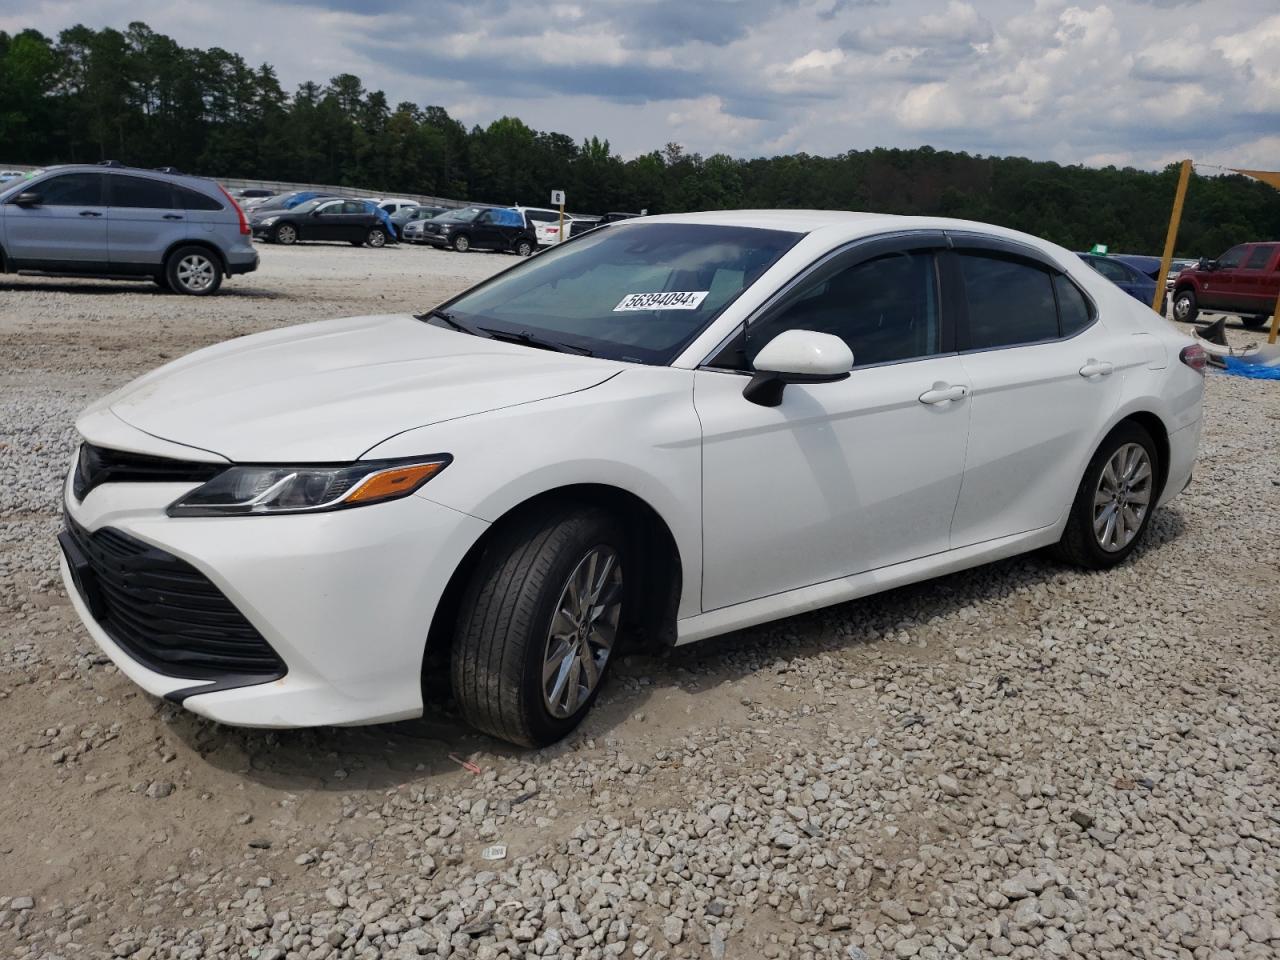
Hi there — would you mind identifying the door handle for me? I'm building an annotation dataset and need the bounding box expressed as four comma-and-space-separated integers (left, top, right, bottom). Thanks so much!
78, 210, 102, 217
918, 383, 969, 405
1079, 359, 1114, 378
163, 214, 184, 220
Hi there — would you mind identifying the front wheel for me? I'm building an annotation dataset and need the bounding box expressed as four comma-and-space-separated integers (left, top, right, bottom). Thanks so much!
365, 228, 387, 248
272, 223, 297, 245
451, 233, 471, 253
1051, 421, 1159, 569
451, 507, 626, 747
165, 246, 223, 296
1241, 314, 1269, 329
1172, 288, 1198, 324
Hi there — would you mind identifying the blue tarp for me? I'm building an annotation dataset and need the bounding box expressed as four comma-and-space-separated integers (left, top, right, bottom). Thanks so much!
1221, 357, 1280, 380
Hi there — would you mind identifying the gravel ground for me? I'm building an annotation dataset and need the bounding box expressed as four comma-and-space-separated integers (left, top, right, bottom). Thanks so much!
1, 242, 1278, 960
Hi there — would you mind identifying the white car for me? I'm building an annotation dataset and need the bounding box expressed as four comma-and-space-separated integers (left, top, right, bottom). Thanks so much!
59, 211, 1205, 746
514, 205, 578, 245
373, 198, 420, 216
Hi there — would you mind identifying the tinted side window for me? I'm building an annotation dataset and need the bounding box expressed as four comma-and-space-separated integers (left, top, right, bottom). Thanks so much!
32, 173, 104, 206
1218, 245, 1246, 269
526, 210, 556, 222
747, 251, 940, 368
1055, 275, 1093, 337
110, 175, 177, 209
1244, 245, 1275, 269
178, 187, 223, 211
959, 253, 1058, 350
1089, 257, 1130, 283
342, 200, 366, 214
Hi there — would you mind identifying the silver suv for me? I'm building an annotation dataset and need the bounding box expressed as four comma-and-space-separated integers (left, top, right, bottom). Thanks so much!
0, 163, 258, 295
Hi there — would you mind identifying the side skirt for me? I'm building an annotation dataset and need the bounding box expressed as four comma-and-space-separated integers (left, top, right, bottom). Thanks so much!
674, 525, 1061, 646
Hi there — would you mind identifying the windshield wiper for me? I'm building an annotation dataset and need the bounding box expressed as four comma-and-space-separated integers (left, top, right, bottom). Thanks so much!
418, 307, 483, 337
477, 326, 594, 356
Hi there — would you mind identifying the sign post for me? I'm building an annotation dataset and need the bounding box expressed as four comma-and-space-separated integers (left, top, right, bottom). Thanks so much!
1152, 159, 1192, 315
551, 189, 566, 243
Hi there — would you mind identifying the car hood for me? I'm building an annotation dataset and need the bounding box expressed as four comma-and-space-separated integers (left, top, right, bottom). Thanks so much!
90, 314, 623, 462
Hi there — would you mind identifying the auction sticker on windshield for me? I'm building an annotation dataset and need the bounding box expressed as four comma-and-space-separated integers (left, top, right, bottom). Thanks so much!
614, 291, 709, 312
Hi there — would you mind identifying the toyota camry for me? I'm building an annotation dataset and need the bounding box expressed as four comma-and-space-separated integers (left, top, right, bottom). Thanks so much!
59, 211, 1205, 746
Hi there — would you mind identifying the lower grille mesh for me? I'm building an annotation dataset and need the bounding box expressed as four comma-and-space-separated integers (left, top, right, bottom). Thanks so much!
63, 518, 285, 681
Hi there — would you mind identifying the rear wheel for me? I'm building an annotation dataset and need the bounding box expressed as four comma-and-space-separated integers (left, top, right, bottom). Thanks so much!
365, 228, 387, 248
1172, 288, 1198, 324
451, 506, 626, 747
1241, 314, 1269, 329
1051, 421, 1159, 569
273, 223, 297, 245
165, 246, 223, 296
514, 238, 534, 257
452, 233, 471, 253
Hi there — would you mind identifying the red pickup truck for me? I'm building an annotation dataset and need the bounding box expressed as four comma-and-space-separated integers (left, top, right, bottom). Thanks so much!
1170, 242, 1280, 328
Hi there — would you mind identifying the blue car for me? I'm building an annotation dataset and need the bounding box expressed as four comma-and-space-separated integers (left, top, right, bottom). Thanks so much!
1077, 253, 1159, 306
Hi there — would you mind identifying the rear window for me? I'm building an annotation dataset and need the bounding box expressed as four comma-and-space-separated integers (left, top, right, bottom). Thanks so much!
110, 175, 176, 209
179, 187, 223, 211
959, 253, 1059, 350
1244, 245, 1276, 269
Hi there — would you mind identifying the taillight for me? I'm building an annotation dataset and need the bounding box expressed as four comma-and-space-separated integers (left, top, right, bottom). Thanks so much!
218, 184, 251, 235
1179, 344, 1207, 373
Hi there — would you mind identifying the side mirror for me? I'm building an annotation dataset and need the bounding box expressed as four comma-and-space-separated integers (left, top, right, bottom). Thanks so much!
1201, 258, 1219, 271
743, 330, 853, 407
13, 191, 42, 207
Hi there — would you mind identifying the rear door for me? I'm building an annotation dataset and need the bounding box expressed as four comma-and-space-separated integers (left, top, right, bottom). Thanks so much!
105, 174, 188, 270
1235, 244, 1278, 315
1, 172, 108, 266
949, 243, 1124, 547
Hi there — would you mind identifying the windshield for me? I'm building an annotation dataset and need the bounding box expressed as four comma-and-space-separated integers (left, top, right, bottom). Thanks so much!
438, 221, 802, 364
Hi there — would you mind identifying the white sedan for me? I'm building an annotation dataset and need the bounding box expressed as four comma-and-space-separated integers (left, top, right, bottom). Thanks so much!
59, 211, 1204, 745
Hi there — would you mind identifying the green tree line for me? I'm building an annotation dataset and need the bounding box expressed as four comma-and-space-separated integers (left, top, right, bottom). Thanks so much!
3, 21, 1278, 255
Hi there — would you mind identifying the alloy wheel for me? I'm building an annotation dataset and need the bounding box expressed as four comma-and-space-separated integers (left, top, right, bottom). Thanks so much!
1093, 442, 1152, 552
368, 229, 386, 247
1174, 295, 1192, 321
541, 545, 622, 719
176, 254, 215, 292
276, 225, 296, 244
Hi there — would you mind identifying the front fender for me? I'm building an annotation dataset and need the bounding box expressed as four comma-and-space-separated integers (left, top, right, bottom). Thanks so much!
363, 366, 705, 618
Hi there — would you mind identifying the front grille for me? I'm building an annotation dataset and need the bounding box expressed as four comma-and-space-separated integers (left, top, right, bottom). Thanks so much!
73, 443, 224, 501
61, 517, 285, 682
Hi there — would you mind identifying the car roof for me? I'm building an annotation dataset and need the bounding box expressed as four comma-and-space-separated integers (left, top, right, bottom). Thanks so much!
24, 163, 219, 191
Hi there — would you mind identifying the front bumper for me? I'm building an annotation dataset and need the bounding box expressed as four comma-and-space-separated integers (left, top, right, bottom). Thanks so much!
418, 232, 449, 247
60, 462, 489, 727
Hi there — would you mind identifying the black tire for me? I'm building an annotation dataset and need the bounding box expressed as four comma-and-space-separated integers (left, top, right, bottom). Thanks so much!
514, 238, 534, 257
1050, 421, 1160, 569
1241, 314, 1269, 329
1171, 288, 1198, 324
451, 506, 628, 747
164, 246, 223, 296
451, 233, 471, 253
272, 222, 297, 245
365, 227, 387, 248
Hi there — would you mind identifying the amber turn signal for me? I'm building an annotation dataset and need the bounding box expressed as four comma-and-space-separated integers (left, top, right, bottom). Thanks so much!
345, 462, 448, 505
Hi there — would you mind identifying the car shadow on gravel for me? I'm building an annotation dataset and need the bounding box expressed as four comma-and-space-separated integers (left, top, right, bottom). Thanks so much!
166, 507, 1188, 790
0, 279, 282, 298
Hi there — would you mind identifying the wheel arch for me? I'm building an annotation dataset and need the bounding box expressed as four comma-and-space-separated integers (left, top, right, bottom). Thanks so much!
163, 238, 227, 273
423, 482, 683, 678
1101, 410, 1171, 502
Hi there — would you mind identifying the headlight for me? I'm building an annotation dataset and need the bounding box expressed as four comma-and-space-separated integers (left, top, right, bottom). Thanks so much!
167, 456, 451, 517
258, 216, 278, 226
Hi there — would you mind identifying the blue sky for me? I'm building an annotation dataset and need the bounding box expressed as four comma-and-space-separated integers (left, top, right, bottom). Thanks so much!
4, 0, 1278, 169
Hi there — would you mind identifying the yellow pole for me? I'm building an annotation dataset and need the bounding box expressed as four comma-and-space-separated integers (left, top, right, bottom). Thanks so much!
1152, 159, 1193, 315
1268, 289, 1280, 345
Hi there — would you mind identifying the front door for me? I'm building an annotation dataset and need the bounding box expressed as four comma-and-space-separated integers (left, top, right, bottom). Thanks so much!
2, 172, 108, 265
949, 249, 1124, 547
105, 173, 188, 269
1202, 245, 1247, 311
695, 240, 971, 612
